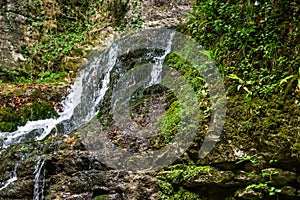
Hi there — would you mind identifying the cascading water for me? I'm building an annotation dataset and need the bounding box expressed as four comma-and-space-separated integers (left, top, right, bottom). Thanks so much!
0, 74, 83, 148
33, 157, 46, 200
149, 31, 175, 85
0, 29, 175, 149
0, 163, 18, 191
0, 42, 119, 148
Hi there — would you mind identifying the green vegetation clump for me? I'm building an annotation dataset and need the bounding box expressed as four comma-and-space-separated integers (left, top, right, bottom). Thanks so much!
93, 195, 108, 200
0, 102, 58, 132
157, 164, 213, 199
21, 0, 104, 78
159, 0, 300, 199
0, 0, 136, 84
185, 0, 300, 98
160, 187, 202, 200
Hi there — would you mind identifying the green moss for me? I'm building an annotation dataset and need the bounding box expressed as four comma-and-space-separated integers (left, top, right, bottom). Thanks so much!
164, 53, 206, 93
292, 143, 300, 157
94, 194, 108, 200
157, 179, 174, 195
157, 164, 213, 199
0, 122, 16, 132
182, 165, 213, 181
0, 107, 21, 132
160, 187, 201, 200
158, 2, 300, 195
158, 101, 181, 145
0, 102, 58, 132
0, 107, 20, 122
184, 0, 300, 98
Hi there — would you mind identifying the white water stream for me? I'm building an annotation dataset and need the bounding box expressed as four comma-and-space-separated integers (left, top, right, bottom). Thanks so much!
0, 28, 185, 194
0, 163, 18, 191
0, 29, 175, 149
149, 31, 175, 85
0, 43, 119, 148
33, 157, 46, 200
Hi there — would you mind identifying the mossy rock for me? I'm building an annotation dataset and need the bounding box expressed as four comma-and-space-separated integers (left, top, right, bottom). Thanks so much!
0, 102, 58, 132
94, 194, 108, 200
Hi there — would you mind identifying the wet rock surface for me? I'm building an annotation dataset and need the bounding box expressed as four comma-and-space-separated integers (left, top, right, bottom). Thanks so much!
0, 134, 159, 200
141, 0, 193, 29
0, 97, 300, 200
1, 55, 300, 200
0, 0, 27, 69
1, 1, 300, 200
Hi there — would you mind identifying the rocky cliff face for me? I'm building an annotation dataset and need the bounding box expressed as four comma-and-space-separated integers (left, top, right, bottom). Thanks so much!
0, 0, 193, 71
1, 0, 300, 200
0, 0, 195, 199
0, 135, 159, 200
141, 0, 192, 28
0, 0, 27, 69
0, 96, 299, 200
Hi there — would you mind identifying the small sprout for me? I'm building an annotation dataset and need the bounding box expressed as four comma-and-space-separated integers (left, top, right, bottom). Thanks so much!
20, 146, 28, 153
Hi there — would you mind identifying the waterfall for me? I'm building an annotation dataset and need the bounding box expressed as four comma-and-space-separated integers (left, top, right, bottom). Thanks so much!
0, 74, 84, 148
0, 163, 18, 191
0, 28, 176, 149
33, 157, 46, 200
149, 31, 175, 85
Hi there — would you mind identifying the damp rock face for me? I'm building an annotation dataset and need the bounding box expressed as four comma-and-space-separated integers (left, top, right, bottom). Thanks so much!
0, 0, 194, 72
141, 0, 193, 28
1, 1, 300, 200
1, 93, 299, 200
0, 135, 159, 200
0, 0, 27, 69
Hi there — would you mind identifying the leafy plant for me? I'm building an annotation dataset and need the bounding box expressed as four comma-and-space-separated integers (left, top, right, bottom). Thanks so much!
158, 164, 212, 199
235, 155, 263, 164
247, 181, 281, 196
228, 73, 253, 97
184, 0, 300, 99
15, 0, 121, 82
19, 146, 28, 153
246, 169, 281, 196
268, 186, 281, 196
247, 182, 268, 189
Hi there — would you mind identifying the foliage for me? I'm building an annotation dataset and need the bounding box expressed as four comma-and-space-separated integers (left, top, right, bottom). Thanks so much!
185, 0, 300, 99
152, 53, 210, 146
245, 169, 281, 196
0, 102, 58, 132
159, 187, 202, 200
247, 181, 281, 196
158, 101, 181, 144
159, 1, 300, 199
157, 164, 213, 199
235, 154, 263, 164
0, 67, 67, 84
21, 0, 103, 75
0, 0, 134, 83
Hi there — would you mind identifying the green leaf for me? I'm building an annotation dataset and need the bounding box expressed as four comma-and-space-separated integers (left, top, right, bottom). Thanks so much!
243, 87, 252, 95
228, 74, 243, 84
279, 75, 294, 86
